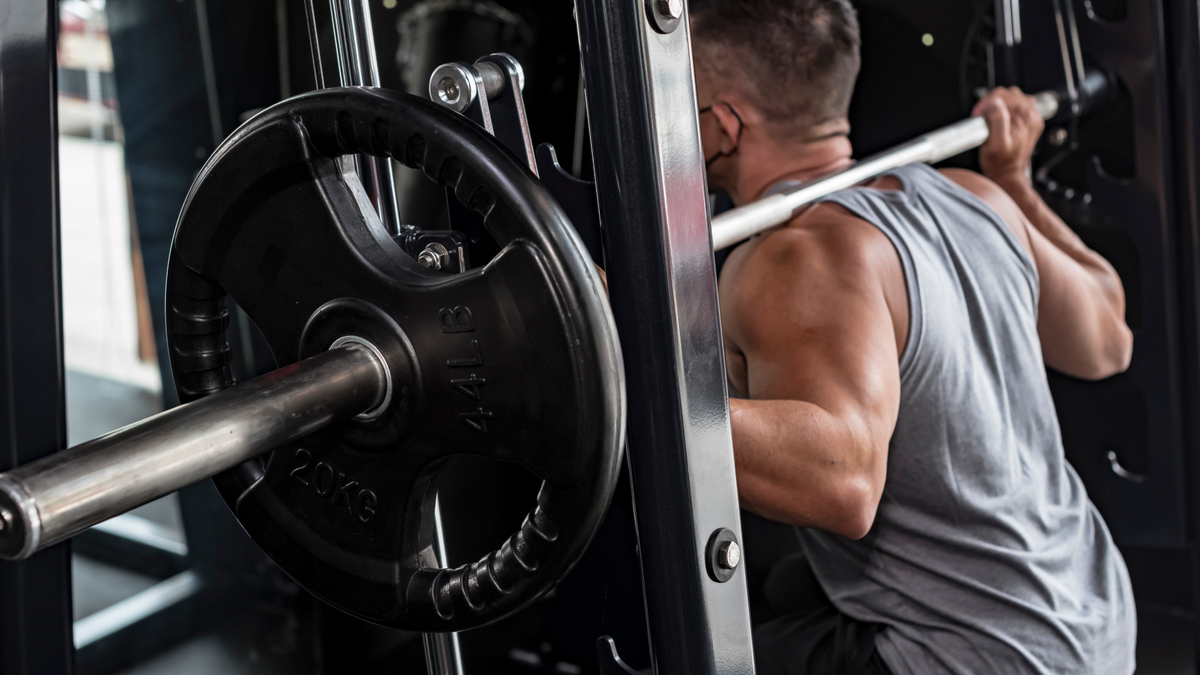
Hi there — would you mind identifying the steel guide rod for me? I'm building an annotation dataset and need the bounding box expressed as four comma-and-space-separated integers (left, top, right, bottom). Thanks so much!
710, 91, 1060, 250
322, 2, 464, 671
327, 0, 402, 233
0, 344, 388, 561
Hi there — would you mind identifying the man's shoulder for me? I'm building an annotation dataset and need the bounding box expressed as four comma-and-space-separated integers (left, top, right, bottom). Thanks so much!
721, 201, 896, 293
718, 200, 905, 347
937, 167, 1006, 202
937, 168, 1035, 256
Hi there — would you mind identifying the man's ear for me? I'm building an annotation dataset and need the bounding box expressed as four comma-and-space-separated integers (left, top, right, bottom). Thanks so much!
709, 102, 744, 154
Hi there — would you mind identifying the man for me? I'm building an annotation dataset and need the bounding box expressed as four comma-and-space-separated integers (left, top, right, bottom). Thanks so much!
689, 0, 1137, 673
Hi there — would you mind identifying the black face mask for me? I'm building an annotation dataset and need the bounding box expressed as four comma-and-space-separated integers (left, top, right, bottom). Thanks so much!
699, 102, 745, 168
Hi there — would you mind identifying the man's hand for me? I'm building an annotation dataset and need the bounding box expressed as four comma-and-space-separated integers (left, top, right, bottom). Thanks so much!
973, 87, 1045, 185
963, 87, 1132, 380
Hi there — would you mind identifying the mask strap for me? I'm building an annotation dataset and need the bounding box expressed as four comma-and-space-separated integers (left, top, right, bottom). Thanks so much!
701, 103, 744, 168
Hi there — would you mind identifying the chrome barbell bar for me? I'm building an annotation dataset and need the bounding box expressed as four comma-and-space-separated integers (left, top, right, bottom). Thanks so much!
0, 342, 389, 561
710, 90, 1061, 250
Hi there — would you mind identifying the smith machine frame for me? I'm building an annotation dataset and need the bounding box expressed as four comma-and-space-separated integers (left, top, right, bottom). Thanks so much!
0, 0, 757, 674
0, 1, 75, 673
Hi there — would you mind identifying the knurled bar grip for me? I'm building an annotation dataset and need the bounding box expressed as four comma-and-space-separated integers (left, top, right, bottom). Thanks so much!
710, 90, 1060, 250
0, 344, 388, 560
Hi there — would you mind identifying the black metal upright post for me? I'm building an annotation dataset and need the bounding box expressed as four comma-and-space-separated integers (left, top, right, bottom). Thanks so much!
574, 1, 756, 673
0, 1, 74, 674
1163, 0, 1200, 658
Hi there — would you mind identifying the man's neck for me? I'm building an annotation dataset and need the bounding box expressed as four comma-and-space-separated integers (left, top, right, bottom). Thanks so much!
730, 134, 854, 206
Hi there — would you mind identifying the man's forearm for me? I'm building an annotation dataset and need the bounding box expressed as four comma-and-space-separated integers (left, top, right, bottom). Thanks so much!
729, 398, 884, 540
991, 171, 1132, 377
991, 174, 1118, 279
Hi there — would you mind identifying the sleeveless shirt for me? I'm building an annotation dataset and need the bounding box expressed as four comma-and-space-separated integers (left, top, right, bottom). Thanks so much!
795, 163, 1135, 674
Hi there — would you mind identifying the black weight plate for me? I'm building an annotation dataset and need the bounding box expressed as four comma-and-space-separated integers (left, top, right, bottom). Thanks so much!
164, 88, 624, 632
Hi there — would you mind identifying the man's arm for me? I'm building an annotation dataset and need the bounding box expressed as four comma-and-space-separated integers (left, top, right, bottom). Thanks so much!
721, 206, 904, 539
965, 88, 1133, 380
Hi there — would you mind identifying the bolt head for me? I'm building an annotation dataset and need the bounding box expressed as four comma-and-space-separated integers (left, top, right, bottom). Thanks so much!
437, 77, 461, 106
417, 242, 450, 271
656, 0, 683, 19
417, 249, 441, 270
1048, 127, 1068, 147
717, 540, 741, 570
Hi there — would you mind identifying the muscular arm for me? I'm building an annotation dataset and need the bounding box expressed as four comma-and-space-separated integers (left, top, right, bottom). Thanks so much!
995, 176, 1131, 378
721, 206, 903, 539
962, 88, 1133, 380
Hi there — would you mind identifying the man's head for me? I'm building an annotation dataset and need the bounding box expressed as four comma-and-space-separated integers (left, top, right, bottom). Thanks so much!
690, 0, 861, 202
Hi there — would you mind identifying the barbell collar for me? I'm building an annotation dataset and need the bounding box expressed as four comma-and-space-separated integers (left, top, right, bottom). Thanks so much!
0, 341, 389, 561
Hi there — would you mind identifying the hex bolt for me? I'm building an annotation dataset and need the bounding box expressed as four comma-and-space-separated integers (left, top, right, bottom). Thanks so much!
417, 242, 451, 271
717, 540, 741, 570
705, 527, 740, 581
1048, 127, 1068, 147
656, 0, 683, 19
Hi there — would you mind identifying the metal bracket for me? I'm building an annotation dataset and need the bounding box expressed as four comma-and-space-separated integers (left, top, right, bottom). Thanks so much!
1108, 451, 1148, 484
477, 53, 537, 174
396, 229, 470, 273
429, 53, 540, 267
535, 144, 603, 262
429, 53, 537, 173
597, 637, 642, 675
431, 54, 606, 265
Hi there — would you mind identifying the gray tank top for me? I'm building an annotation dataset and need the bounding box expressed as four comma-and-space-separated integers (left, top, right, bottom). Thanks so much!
798, 163, 1135, 674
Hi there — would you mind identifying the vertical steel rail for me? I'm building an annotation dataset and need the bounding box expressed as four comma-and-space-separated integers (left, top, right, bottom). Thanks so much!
574, 1, 756, 673
421, 497, 464, 675
320, 3, 460, 672
193, 0, 224, 148
1164, 0, 1200, 653
992, 0, 1022, 85
0, 0, 75, 673
328, 0, 401, 233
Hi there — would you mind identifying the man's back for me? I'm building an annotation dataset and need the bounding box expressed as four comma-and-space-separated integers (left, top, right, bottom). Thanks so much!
690, 0, 1134, 668
792, 163, 1135, 674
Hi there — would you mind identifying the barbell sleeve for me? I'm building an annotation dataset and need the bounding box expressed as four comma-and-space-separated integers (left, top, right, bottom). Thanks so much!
710, 90, 1060, 251
0, 342, 389, 561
